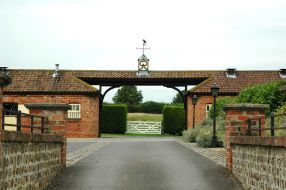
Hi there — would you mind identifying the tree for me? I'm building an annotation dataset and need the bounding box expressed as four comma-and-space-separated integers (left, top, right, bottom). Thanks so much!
172, 90, 184, 104
112, 86, 143, 105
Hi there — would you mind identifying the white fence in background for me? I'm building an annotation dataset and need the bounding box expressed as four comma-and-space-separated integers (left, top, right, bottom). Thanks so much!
126, 121, 162, 134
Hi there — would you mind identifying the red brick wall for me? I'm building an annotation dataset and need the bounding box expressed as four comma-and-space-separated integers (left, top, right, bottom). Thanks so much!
3, 94, 99, 138
223, 104, 268, 171
187, 95, 214, 129
187, 95, 234, 129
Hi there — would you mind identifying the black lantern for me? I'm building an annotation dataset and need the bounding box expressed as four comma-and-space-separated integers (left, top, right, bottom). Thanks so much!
0, 67, 11, 86
192, 95, 198, 129
211, 83, 219, 97
192, 95, 198, 105
211, 83, 220, 147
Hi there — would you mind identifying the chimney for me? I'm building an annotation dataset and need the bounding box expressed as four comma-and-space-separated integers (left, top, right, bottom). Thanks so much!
280, 69, 286, 78
52, 64, 60, 78
226, 68, 237, 78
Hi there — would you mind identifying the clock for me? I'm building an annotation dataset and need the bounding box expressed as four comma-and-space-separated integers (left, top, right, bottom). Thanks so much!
139, 61, 148, 70
138, 54, 149, 72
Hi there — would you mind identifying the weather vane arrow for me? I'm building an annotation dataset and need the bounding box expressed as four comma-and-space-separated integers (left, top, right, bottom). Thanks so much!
136, 39, 150, 55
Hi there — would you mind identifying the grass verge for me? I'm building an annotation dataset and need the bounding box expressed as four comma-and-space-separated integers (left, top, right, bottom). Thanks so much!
101, 133, 175, 137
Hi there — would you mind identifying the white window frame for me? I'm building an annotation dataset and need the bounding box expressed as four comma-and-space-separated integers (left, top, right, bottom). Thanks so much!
68, 104, 81, 119
206, 104, 213, 117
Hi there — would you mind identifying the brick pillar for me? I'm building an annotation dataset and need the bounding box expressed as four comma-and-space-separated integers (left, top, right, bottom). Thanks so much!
25, 103, 70, 167
223, 104, 269, 171
25, 103, 71, 136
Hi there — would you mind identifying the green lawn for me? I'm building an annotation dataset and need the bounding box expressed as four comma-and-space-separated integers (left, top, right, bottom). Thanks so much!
127, 113, 162, 122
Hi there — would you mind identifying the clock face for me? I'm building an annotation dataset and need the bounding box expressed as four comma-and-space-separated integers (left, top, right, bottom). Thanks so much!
139, 61, 148, 70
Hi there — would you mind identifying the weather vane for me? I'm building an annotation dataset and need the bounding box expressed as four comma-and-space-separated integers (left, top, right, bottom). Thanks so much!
137, 39, 150, 55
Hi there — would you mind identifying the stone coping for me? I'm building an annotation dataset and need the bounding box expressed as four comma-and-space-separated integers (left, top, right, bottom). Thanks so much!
230, 136, 286, 147
0, 130, 65, 143
223, 103, 269, 111
25, 103, 71, 110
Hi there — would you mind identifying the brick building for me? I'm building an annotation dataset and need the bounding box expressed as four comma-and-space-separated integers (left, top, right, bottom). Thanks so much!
3, 69, 99, 137
3, 67, 286, 137
187, 69, 286, 128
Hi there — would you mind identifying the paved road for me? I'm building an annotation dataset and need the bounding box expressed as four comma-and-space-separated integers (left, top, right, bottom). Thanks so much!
47, 141, 242, 190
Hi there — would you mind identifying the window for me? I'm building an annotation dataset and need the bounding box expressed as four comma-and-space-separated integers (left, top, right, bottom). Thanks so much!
68, 104, 81, 119
206, 104, 212, 117
3, 102, 18, 115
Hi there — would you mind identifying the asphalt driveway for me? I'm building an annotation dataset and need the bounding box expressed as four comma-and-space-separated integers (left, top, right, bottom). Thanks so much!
46, 141, 242, 190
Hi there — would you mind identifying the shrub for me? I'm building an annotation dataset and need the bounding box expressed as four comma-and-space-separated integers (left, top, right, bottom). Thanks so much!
101, 104, 127, 134
182, 126, 201, 142
216, 115, 226, 146
264, 103, 286, 136
127, 104, 141, 113
139, 101, 166, 114
183, 116, 226, 147
208, 97, 237, 119
196, 127, 212, 148
162, 106, 185, 135
127, 101, 167, 113
236, 80, 286, 115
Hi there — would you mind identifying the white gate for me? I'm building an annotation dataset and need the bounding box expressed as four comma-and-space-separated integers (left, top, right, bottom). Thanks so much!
126, 121, 162, 134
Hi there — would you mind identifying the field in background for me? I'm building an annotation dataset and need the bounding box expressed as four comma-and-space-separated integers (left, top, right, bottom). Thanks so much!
101, 133, 175, 137
127, 113, 162, 122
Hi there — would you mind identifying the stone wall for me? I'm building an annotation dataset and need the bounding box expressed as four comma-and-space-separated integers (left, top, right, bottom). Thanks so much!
230, 136, 286, 190
224, 103, 286, 190
3, 94, 99, 138
0, 130, 66, 190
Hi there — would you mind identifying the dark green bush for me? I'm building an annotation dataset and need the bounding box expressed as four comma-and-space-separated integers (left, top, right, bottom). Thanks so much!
127, 104, 141, 113
139, 101, 166, 114
236, 80, 286, 115
162, 106, 185, 135
101, 104, 127, 134
208, 97, 237, 119
127, 101, 167, 114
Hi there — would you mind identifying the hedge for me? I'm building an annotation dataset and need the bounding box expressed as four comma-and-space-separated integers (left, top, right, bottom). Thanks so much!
128, 101, 166, 114
139, 101, 166, 114
162, 106, 185, 135
101, 104, 127, 134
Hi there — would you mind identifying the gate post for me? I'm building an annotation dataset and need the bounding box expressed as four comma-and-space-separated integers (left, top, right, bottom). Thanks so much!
223, 104, 269, 171
25, 103, 71, 136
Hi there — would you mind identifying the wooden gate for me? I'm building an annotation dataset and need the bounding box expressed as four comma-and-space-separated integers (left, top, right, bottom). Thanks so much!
126, 121, 162, 134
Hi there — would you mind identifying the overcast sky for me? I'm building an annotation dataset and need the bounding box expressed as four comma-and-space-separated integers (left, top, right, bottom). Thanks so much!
1, 0, 286, 102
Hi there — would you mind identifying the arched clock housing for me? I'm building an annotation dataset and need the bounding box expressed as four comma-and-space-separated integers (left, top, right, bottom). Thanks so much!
137, 54, 149, 76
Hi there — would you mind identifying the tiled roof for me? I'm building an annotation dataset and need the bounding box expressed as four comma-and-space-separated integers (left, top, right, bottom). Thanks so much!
3, 69, 285, 95
69, 70, 216, 79
4, 70, 98, 94
190, 71, 285, 95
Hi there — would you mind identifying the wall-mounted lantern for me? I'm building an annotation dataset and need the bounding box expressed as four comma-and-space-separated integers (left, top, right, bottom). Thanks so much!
0, 67, 11, 86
